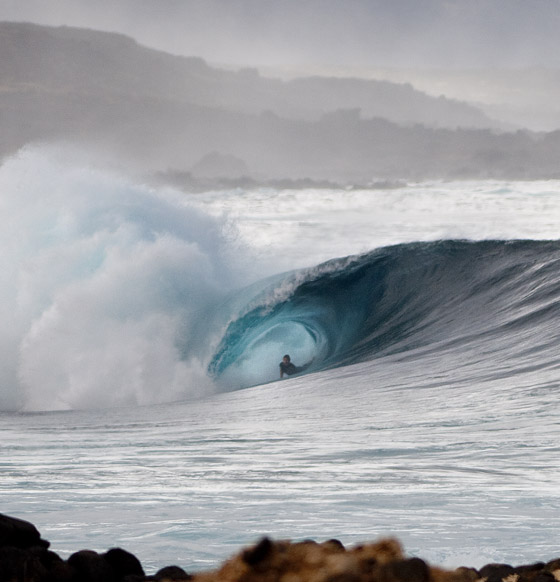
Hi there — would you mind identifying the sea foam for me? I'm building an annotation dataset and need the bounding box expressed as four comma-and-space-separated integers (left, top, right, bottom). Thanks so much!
0, 146, 241, 411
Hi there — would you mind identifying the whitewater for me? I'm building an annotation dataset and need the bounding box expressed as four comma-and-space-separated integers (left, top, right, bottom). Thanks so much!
1, 145, 560, 573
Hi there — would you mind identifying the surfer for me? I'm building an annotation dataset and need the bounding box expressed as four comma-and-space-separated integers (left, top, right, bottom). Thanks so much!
279, 354, 298, 378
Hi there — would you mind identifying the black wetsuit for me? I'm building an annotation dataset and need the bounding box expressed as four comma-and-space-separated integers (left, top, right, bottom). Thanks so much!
279, 361, 298, 376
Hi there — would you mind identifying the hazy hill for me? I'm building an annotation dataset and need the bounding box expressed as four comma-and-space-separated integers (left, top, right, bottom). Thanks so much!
1, 21, 559, 183
0, 22, 495, 128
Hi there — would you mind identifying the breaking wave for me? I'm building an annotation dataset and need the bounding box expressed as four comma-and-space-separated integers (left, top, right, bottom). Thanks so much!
0, 146, 241, 411
210, 239, 560, 388
3, 147, 560, 410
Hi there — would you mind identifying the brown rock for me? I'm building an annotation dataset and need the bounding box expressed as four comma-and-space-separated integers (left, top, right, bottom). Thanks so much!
448, 566, 480, 582
479, 563, 516, 582
530, 573, 556, 582
545, 560, 560, 572
193, 536, 413, 582
242, 537, 274, 566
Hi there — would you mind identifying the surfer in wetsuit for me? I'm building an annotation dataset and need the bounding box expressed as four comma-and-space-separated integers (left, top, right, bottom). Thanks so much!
279, 354, 298, 378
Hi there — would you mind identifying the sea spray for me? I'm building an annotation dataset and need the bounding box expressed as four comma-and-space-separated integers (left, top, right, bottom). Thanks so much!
0, 146, 243, 411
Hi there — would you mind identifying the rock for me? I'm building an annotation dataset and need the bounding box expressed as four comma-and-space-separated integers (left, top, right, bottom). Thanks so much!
479, 563, 516, 582
154, 564, 192, 580
103, 547, 145, 580
202, 536, 408, 582
29, 547, 78, 582
325, 574, 362, 582
68, 549, 118, 582
545, 559, 560, 572
241, 537, 274, 566
377, 557, 430, 582
27, 546, 63, 568
0, 545, 48, 581
516, 562, 545, 573
514, 562, 547, 582
44, 559, 77, 582
323, 539, 346, 552
0, 512, 50, 549
530, 572, 556, 582
4, 512, 560, 582
451, 566, 480, 582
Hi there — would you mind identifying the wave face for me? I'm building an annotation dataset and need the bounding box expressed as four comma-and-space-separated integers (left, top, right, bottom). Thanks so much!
209, 239, 560, 387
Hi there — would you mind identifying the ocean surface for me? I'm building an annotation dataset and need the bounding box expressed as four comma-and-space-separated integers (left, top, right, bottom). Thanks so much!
1, 146, 560, 573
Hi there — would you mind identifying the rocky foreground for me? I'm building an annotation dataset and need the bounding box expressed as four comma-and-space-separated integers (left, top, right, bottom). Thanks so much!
2, 512, 559, 582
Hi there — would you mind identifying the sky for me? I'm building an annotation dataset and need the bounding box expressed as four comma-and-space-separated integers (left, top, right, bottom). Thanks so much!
1, 0, 560, 70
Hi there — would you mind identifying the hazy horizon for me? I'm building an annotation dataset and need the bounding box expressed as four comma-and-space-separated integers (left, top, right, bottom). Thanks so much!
2, 0, 560, 72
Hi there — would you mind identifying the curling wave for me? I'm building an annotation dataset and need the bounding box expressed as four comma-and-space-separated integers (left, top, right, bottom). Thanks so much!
209, 239, 560, 388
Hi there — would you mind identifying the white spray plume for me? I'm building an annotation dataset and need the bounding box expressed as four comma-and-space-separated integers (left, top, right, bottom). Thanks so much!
0, 145, 240, 411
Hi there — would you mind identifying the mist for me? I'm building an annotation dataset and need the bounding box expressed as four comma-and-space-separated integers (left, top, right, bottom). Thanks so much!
2, 0, 560, 70
2, 1, 560, 184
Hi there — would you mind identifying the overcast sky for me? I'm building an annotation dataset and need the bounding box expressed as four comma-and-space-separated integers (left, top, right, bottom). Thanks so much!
2, 0, 560, 70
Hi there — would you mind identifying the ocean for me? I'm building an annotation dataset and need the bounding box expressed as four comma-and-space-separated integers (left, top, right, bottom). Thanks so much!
1, 145, 560, 574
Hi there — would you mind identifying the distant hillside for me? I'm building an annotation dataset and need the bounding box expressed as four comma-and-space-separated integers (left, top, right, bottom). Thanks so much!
1, 21, 559, 183
0, 22, 495, 129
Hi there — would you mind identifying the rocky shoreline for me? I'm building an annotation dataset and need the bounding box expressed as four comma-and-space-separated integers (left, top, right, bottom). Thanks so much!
2, 512, 559, 582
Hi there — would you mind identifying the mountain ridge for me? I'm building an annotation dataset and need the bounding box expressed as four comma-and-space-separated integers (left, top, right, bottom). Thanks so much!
1, 21, 559, 183
0, 21, 495, 129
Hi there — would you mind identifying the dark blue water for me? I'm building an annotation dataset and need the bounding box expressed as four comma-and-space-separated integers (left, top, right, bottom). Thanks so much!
210, 240, 560, 388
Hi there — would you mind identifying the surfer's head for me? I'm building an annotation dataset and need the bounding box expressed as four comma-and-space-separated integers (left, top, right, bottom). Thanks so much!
283, 354, 291, 363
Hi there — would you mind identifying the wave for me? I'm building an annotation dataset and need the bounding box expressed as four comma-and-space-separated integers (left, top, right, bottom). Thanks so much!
209, 239, 560, 388
4, 147, 560, 410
